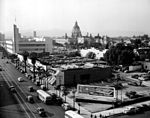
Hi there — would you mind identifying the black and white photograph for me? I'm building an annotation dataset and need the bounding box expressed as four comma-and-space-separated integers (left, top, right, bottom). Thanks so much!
0, 0, 150, 118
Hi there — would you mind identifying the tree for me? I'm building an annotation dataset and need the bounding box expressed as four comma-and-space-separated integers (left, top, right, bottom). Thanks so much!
104, 43, 135, 66
22, 51, 29, 73
133, 39, 142, 49
30, 52, 37, 80
55, 85, 61, 97
62, 87, 69, 102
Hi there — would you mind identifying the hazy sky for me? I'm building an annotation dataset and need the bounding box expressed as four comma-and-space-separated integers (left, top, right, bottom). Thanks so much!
1, 0, 150, 37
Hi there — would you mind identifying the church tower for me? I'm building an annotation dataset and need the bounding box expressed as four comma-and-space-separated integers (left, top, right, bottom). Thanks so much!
71, 21, 82, 39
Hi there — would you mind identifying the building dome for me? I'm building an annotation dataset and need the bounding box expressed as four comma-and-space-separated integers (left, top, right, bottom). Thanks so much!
72, 21, 82, 38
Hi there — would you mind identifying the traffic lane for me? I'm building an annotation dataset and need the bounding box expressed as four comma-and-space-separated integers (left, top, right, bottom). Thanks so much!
0, 73, 27, 118
5, 64, 41, 102
2, 67, 41, 118
6, 63, 65, 118
2, 63, 41, 118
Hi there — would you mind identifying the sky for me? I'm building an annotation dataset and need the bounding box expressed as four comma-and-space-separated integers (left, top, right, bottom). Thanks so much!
0, 0, 150, 37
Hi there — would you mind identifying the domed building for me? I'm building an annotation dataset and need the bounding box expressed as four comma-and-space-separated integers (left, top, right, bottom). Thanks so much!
71, 21, 82, 39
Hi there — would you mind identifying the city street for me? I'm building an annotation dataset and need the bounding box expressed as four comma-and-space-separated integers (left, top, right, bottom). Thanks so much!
0, 59, 65, 118
0, 73, 27, 118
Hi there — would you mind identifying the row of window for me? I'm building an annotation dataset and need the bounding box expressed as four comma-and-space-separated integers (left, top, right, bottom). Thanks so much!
19, 44, 45, 47
19, 48, 45, 51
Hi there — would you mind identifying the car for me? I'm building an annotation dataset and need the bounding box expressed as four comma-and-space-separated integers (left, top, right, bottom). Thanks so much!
35, 80, 40, 86
126, 107, 138, 115
9, 86, 16, 93
28, 75, 32, 80
131, 74, 139, 79
61, 103, 72, 111
28, 86, 34, 92
18, 77, 24, 82
37, 107, 46, 117
56, 97, 63, 105
125, 91, 137, 99
142, 104, 150, 111
128, 82, 139, 86
26, 95, 34, 103
123, 106, 135, 114
40, 85, 46, 91
25, 73, 29, 77
20, 69, 25, 73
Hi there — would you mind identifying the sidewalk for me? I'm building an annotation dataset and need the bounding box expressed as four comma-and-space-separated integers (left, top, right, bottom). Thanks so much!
92, 100, 150, 117
47, 89, 92, 118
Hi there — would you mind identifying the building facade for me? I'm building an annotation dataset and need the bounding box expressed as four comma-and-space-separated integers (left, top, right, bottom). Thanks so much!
55, 66, 112, 86
5, 24, 53, 54
0, 33, 5, 46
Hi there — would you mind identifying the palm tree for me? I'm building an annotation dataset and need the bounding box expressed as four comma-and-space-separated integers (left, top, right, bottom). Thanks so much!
62, 87, 69, 102
22, 51, 29, 73
72, 89, 76, 109
30, 52, 37, 81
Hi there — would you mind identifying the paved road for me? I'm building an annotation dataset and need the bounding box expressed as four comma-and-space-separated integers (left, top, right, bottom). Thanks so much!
0, 72, 27, 118
0, 59, 65, 118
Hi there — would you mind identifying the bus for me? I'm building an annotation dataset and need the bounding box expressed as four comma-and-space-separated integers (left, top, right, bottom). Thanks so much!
37, 89, 52, 104
65, 110, 84, 118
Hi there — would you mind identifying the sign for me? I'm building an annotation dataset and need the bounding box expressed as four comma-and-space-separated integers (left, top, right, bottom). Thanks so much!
76, 84, 116, 102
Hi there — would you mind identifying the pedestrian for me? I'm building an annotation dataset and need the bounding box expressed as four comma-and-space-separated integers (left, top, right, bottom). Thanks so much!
94, 115, 97, 118
99, 114, 102, 118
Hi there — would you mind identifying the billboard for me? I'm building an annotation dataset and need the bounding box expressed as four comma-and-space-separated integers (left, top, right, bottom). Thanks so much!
76, 84, 116, 102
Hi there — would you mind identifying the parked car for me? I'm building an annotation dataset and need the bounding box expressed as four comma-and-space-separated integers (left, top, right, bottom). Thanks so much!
131, 74, 139, 79
128, 82, 139, 86
26, 95, 34, 103
61, 103, 72, 111
35, 80, 40, 86
37, 107, 46, 117
25, 73, 29, 77
20, 69, 25, 73
123, 106, 135, 114
142, 104, 150, 111
28, 75, 32, 80
18, 77, 24, 82
28, 86, 34, 92
56, 97, 63, 105
126, 91, 137, 99
126, 107, 138, 115
40, 85, 46, 91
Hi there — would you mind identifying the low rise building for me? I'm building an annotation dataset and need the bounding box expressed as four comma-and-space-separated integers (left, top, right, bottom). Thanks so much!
50, 64, 112, 86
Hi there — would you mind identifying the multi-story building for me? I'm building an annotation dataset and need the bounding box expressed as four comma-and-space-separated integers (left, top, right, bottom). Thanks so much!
0, 32, 5, 46
5, 24, 53, 54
